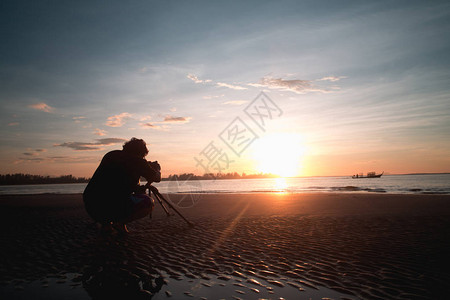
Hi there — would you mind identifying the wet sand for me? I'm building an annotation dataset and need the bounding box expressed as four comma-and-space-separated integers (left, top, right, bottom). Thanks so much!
1, 192, 450, 299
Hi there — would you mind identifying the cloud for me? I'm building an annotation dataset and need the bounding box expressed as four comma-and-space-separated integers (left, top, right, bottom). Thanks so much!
222, 100, 248, 105
73, 116, 86, 123
106, 112, 132, 127
29, 102, 55, 113
187, 73, 247, 90
47, 156, 99, 163
139, 116, 152, 122
163, 115, 192, 124
216, 82, 247, 90
8, 122, 19, 126
93, 128, 107, 136
96, 138, 127, 145
23, 152, 38, 156
317, 76, 347, 82
15, 148, 48, 164
251, 76, 330, 94
15, 155, 98, 164
203, 94, 224, 100
140, 123, 163, 130
140, 114, 192, 129
22, 148, 47, 157
14, 157, 45, 164
55, 138, 126, 151
187, 74, 212, 84
55, 142, 102, 151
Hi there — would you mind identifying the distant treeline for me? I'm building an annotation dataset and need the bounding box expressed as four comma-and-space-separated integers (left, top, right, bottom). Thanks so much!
165, 172, 279, 181
0, 174, 90, 185
0, 172, 279, 185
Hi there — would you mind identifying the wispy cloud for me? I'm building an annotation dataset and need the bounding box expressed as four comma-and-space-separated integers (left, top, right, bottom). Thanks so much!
187, 74, 212, 84
106, 113, 132, 127
54, 142, 100, 151
93, 128, 107, 136
250, 76, 330, 94
140, 123, 163, 130
15, 148, 48, 163
22, 152, 39, 156
55, 138, 126, 151
22, 148, 47, 157
14, 157, 45, 164
203, 94, 224, 100
15, 155, 98, 164
188, 73, 246, 90
216, 82, 247, 90
163, 115, 192, 124
317, 76, 347, 82
140, 114, 192, 129
222, 100, 248, 105
73, 116, 86, 123
139, 115, 152, 122
28, 102, 55, 113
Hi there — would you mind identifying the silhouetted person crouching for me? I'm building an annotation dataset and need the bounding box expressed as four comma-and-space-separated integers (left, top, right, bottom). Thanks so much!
83, 138, 161, 233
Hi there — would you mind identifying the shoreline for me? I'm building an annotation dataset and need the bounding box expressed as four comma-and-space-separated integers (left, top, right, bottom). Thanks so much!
1, 190, 450, 197
1, 193, 449, 299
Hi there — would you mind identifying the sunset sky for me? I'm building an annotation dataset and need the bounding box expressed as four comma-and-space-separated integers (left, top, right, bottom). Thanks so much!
1, 0, 449, 177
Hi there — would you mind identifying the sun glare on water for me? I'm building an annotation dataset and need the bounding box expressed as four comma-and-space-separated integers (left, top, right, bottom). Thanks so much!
252, 133, 306, 177
274, 177, 288, 191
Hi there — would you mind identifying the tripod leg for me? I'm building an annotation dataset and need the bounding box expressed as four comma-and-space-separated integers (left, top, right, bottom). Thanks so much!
154, 190, 194, 227
152, 192, 171, 217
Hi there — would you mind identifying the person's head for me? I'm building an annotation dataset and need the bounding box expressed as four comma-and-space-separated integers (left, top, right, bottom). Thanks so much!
122, 138, 149, 158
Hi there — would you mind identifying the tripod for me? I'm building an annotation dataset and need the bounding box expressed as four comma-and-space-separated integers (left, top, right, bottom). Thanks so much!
146, 184, 194, 227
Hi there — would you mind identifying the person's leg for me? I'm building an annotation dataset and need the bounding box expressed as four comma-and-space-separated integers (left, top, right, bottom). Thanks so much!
120, 194, 155, 227
83, 193, 112, 231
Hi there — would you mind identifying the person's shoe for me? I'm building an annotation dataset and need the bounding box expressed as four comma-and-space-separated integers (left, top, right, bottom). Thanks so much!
112, 222, 129, 233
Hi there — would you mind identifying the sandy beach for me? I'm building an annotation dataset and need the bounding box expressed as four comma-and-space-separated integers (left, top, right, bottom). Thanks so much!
1, 192, 449, 299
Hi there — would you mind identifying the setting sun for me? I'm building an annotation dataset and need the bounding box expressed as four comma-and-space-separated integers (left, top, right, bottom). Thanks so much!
252, 133, 306, 177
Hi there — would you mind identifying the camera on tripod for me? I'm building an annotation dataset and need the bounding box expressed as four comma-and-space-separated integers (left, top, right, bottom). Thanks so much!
149, 160, 161, 171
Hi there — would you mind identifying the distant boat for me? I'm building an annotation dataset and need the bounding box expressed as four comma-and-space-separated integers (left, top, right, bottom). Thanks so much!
352, 171, 384, 179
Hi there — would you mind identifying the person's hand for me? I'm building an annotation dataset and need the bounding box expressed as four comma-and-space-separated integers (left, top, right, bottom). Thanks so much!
135, 185, 147, 194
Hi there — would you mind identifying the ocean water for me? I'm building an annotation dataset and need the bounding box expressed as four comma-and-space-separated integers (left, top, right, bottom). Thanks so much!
0, 174, 449, 195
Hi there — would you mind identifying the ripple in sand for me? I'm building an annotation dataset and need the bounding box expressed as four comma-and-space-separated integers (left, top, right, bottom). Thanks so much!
233, 282, 246, 287
217, 275, 231, 281
246, 278, 264, 286
266, 279, 284, 287
258, 270, 278, 278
